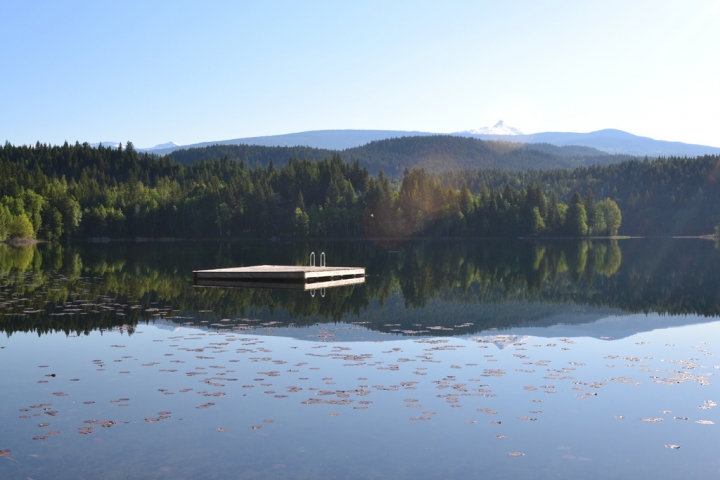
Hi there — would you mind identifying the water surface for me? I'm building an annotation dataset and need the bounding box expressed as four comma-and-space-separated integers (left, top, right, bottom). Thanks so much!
1, 239, 720, 479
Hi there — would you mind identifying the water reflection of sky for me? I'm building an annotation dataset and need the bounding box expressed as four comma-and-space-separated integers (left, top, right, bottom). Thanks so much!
3, 318, 720, 479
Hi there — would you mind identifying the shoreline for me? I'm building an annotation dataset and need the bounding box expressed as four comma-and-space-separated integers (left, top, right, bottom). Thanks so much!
3, 235, 717, 245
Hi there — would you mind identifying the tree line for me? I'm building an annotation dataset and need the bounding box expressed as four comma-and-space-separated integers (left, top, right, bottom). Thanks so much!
437, 154, 720, 236
0, 141, 620, 241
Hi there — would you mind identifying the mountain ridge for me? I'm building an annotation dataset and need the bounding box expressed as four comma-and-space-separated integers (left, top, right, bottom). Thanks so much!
166, 135, 628, 176
457, 128, 720, 157
145, 127, 720, 158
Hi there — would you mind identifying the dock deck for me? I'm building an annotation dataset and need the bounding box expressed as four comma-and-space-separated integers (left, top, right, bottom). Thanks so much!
193, 265, 365, 283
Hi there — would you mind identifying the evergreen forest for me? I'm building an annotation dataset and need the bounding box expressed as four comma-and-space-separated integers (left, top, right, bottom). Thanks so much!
0, 139, 718, 241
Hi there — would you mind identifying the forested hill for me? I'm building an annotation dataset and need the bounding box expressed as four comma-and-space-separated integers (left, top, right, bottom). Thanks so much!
1, 141, 718, 240
438, 154, 720, 236
168, 144, 336, 169
0, 141, 620, 241
167, 135, 631, 175
340, 136, 625, 175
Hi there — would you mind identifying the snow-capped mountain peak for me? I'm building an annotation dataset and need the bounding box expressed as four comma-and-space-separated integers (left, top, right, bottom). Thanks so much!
147, 141, 180, 150
462, 120, 523, 136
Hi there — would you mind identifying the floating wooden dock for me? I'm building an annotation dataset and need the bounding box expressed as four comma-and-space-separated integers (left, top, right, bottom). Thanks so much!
193, 265, 365, 283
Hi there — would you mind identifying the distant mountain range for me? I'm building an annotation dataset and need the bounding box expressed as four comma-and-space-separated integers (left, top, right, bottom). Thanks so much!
165, 135, 629, 176
143, 130, 437, 154
145, 141, 180, 150
140, 123, 720, 158
456, 127, 720, 157
90, 141, 179, 150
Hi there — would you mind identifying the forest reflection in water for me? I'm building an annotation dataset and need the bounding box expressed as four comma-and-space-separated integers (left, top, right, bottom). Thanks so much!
0, 237, 719, 338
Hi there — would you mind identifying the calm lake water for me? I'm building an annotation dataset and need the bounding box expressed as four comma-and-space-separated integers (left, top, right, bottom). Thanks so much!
2, 238, 720, 479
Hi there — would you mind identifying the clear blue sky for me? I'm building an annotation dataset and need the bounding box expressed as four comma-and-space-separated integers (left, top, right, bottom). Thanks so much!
1, 0, 719, 148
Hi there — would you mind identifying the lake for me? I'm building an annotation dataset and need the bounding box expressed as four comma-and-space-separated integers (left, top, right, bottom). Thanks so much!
1, 238, 720, 479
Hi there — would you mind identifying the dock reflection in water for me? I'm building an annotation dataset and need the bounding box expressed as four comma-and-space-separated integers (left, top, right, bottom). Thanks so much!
194, 275, 366, 291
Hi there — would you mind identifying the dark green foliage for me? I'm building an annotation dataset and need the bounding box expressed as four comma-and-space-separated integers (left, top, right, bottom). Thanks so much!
0, 140, 641, 241
0, 143, 371, 239
168, 144, 336, 167
565, 193, 589, 236
356, 137, 634, 174
438, 155, 720, 236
